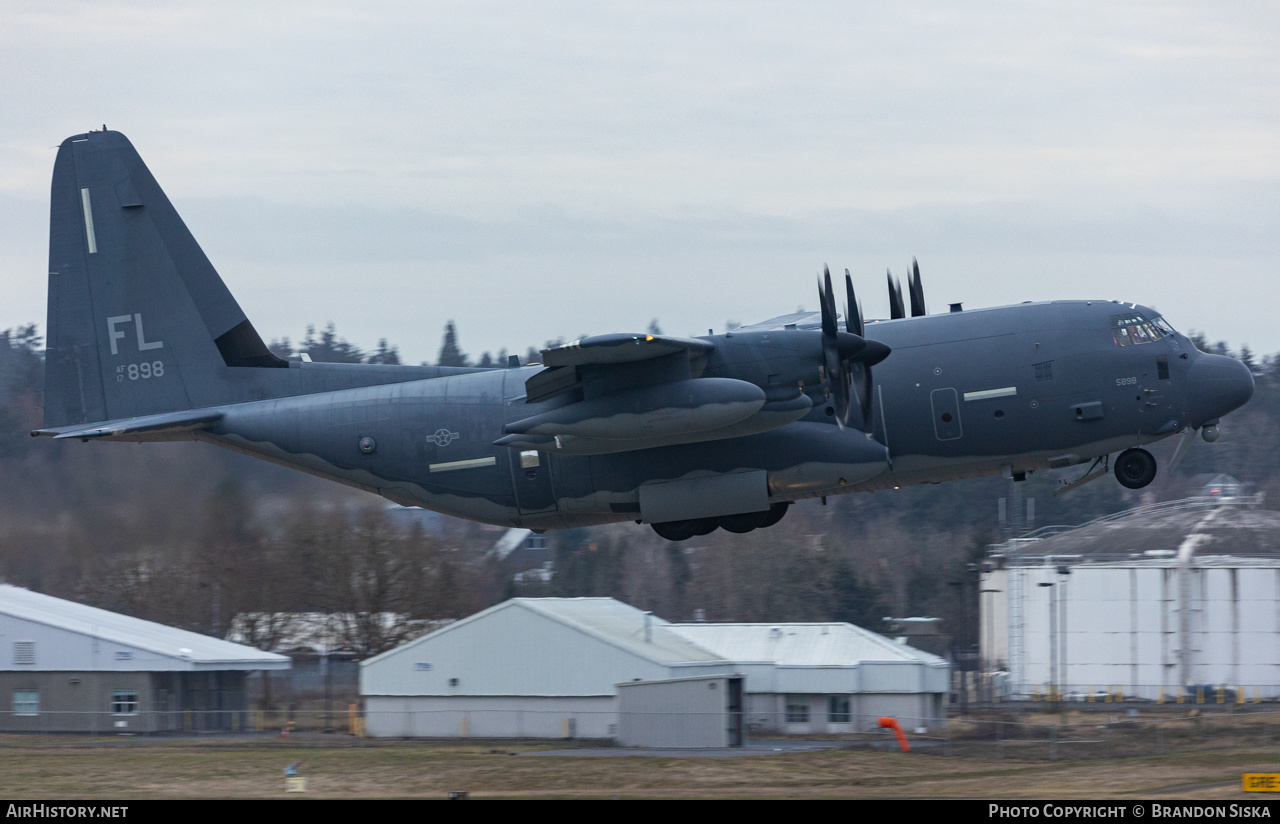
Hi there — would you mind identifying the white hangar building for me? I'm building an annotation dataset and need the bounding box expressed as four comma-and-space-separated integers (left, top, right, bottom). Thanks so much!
982, 495, 1280, 700
667, 622, 949, 733
0, 585, 290, 733
359, 597, 948, 740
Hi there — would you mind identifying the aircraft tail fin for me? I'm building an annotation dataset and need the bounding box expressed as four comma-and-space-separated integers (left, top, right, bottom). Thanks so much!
44, 129, 285, 428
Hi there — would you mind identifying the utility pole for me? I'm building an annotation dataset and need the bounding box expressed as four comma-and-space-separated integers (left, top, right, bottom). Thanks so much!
1056, 565, 1072, 699
981, 588, 1003, 703
1038, 581, 1057, 710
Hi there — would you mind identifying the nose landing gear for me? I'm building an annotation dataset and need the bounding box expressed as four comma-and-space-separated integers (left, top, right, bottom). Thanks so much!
1114, 447, 1157, 489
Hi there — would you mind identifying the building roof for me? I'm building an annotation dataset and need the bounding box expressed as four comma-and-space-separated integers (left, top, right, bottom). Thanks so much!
518, 598, 725, 665
995, 497, 1280, 562
0, 585, 290, 670
488, 528, 534, 560
361, 597, 724, 670
666, 622, 948, 667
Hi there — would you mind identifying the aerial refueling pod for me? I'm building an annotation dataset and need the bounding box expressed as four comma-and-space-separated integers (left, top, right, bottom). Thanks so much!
495, 377, 816, 455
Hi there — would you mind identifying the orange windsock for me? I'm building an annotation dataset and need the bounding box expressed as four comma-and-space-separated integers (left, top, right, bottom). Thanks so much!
878, 716, 910, 753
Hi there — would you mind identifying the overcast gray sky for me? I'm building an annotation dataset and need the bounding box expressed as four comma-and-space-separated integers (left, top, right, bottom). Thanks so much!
2, 1, 1277, 363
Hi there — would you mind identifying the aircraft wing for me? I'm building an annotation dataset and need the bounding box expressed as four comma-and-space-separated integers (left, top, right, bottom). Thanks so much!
504, 332, 817, 455
31, 409, 224, 441
525, 333, 715, 403
734, 311, 823, 332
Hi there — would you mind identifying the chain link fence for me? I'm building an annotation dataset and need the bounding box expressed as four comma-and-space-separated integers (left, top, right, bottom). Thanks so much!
2, 704, 1279, 761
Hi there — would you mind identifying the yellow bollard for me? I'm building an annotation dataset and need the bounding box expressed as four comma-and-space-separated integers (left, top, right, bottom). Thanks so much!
460, 716, 470, 738
1256, 686, 1263, 704
1217, 686, 1225, 704
255, 710, 264, 732
1176, 686, 1184, 704
1088, 687, 1095, 703
1237, 687, 1245, 705
1033, 686, 1041, 702
348, 704, 358, 735
1197, 687, 1204, 704
1157, 686, 1165, 704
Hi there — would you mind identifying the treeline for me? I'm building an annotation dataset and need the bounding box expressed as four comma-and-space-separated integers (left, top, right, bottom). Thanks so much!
266, 317, 668, 368
1, 322, 1277, 657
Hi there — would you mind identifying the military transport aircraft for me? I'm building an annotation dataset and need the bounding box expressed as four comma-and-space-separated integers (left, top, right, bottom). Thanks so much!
33, 130, 1255, 540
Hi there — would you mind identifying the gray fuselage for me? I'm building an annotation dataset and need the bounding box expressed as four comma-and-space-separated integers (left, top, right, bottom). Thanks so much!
194, 300, 1243, 529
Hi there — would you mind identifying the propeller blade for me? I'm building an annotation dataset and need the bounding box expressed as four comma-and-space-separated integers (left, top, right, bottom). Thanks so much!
844, 269, 863, 338
1167, 426, 1198, 472
887, 269, 905, 319
849, 362, 874, 425
822, 266, 839, 338
909, 257, 926, 317
819, 266, 851, 427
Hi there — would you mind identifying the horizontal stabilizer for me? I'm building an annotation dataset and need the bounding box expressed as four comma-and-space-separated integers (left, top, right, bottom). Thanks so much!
33, 409, 223, 441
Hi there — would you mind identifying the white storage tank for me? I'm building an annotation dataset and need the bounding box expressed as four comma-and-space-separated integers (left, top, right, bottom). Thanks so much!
981, 495, 1280, 700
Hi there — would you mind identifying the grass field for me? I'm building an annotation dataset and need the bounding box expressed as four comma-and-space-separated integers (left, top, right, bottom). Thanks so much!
0, 736, 1275, 799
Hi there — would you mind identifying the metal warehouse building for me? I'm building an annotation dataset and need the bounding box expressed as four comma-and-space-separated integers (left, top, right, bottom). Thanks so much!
981, 494, 1280, 700
359, 597, 948, 740
0, 585, 290, 733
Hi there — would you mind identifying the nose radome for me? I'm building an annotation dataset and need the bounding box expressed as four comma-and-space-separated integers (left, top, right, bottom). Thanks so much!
1187, 353, 1254, 425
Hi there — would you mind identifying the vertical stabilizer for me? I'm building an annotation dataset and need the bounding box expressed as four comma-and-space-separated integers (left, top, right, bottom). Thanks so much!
44, 130, 284, 428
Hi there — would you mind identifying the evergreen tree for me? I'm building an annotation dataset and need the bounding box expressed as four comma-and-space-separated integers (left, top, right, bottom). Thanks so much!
267, 337, 293, 360
367, 339, 401, 365
829, 557, 888, 629
299, 323, 364, 363
1241, 346, 1257, 374
437, 321, 469, 367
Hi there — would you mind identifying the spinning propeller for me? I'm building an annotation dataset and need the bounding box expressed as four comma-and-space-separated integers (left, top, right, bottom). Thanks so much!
818, 266, 891, 429
908, 257, 926, 317
887, 257, 927, 320
887, 270, 905, 319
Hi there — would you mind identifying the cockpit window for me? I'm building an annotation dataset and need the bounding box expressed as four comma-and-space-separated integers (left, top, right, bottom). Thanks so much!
1111, 313, 1172, 347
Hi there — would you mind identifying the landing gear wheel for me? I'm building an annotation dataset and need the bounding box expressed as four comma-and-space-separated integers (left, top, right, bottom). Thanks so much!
652, 521, 697, 541
720, 510, 771, 534
1114, 447, 1157, 489
759, 502, 791, 529
689, 518, 720, 537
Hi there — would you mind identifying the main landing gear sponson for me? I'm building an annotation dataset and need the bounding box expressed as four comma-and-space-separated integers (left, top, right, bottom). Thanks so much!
1114, 447, 1157, 490
652, 502, 791, 541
